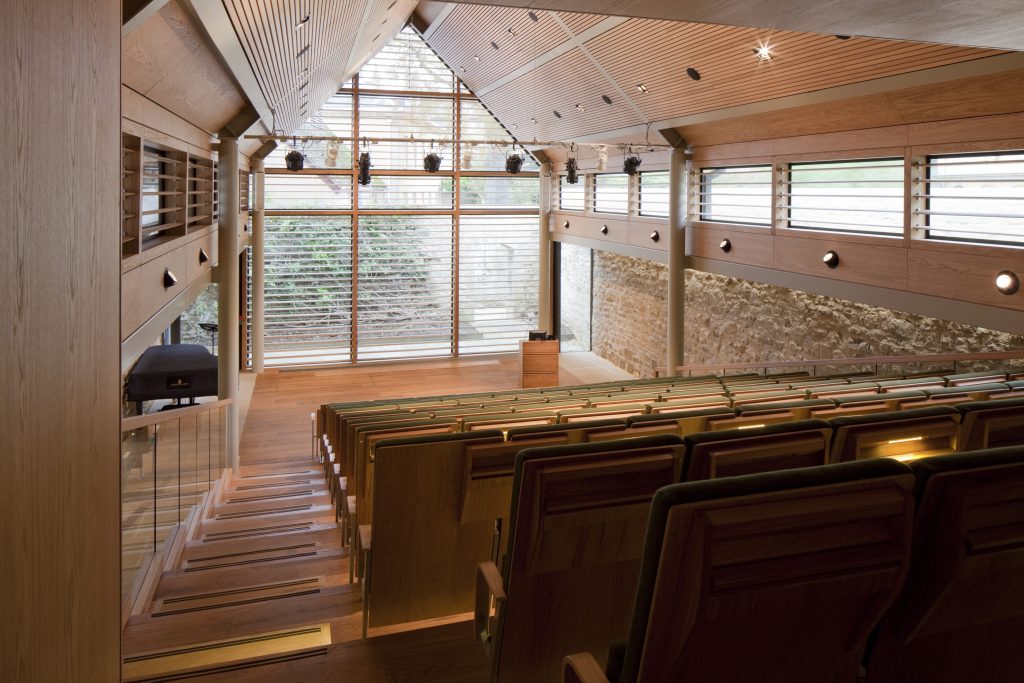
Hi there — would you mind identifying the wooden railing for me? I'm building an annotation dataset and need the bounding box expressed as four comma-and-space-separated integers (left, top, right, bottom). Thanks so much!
121, 398, 233, 431
659, 350, 1024, 377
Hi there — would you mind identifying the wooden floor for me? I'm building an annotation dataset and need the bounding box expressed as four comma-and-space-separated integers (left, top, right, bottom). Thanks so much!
121, 352, 631, 681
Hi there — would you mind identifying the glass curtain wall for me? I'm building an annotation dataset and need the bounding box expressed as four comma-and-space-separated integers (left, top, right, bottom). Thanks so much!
255, 27, 539, 366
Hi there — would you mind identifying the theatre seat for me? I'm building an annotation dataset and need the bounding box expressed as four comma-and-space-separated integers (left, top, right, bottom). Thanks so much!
956, 397, 1024, 450
864, 446, 1024, 683
476, 436, 686, 683
829, 406, 961, 462
564, 458, 915, 683
683, 419, 832, 480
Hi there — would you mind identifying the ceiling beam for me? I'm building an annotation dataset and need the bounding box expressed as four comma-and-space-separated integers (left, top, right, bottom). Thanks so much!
122, 0, 170, 35
440, 0, 1024, 51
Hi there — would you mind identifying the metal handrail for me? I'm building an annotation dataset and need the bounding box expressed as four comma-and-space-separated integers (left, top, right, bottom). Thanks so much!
660, 350, 1024, 377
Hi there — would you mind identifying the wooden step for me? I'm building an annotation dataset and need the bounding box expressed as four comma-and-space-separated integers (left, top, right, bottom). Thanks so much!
210, 495, 331, 520
199, 505, 334, 533
122, 622, 331, 682
181, 524, 341, 561
151, 576, 327, 617
219, 485, 322, 506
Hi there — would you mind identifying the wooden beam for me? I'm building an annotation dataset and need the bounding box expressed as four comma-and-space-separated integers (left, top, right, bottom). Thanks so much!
123, 0, 170, 35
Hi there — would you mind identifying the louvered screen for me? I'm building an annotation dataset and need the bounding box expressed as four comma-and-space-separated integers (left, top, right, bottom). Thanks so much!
458, 215, 539, 354
356, 216, 455, 361
639, 171, 670, 217
785, 158, 904, 236
265, 94, 354, 170
358, 175, 454, 210
265, 174, 353, 210
459, 176, 539, 209
698, 165, 772, 226
594, 173, 629, 214
358, 95, 454, 170
922, 151, 1024, 245
256, 217, 353, 367
559, 175, 585, 210
357, 27, 455, 92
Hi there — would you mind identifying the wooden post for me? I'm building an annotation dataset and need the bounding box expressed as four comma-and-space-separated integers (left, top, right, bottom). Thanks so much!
538, 162, 553, 333
666, 147, 687, 377
251, 156, 266, 373
218, 136, 241, 474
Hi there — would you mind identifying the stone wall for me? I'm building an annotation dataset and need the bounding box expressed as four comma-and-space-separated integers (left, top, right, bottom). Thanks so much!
575, 250, 1024, 377
591, 252, 668, 377
683, 270, 1024, 371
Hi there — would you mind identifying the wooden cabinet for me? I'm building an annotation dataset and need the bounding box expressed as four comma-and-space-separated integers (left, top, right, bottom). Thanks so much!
520, 340, 560, 388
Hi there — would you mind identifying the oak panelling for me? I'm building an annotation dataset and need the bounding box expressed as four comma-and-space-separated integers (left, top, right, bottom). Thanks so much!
687, 224, 774, 268
185, 231, 217, 283
122, 245, 189, 340
908, 248, 1024, 311
627, 222, 668, 252
888, 67, 1024, 122
121, 2, 246, 135
773, 234, 910, 289
0, 0, 121, 680
122, 86, 214, 152
908, 111, 1024, 147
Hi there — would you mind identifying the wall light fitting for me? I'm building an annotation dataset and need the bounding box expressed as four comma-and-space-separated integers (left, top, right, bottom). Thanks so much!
996, 270, 1020, 295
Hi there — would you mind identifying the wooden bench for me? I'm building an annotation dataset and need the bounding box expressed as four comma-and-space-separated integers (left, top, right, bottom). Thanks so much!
564, 458, 915, 683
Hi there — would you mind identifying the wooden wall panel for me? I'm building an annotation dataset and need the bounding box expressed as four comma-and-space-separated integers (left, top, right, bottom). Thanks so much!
0, 0, 121, 680
773, 234, 909, 289
908, 248, 1024, 310
688, 224, 774, 268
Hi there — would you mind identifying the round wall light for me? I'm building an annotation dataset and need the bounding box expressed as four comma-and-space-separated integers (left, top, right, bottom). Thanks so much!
650, 231, 660, 243
823, 250, 840, 269
719, 238, 732, 253
996, 270, 1020, 295
562, 220, 570, 229
600, 225, 608, 235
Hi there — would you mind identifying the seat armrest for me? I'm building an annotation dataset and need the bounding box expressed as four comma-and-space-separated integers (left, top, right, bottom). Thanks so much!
474, 561, 506, 656
358, 524, 372, 552
563, 653, 609, 683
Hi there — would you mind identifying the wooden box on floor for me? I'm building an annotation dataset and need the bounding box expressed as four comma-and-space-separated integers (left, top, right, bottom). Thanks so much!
520, 340, 559, 389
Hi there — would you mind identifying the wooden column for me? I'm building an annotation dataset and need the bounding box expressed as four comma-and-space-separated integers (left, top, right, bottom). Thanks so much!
666, 147, 687, 376
0, 0, 121, 679
538, 162, 553, 333
218, 136, 241, 473
251, 157, 266, 373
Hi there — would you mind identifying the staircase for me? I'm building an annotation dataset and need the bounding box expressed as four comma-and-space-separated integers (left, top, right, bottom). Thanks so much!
121, 461, 359, 681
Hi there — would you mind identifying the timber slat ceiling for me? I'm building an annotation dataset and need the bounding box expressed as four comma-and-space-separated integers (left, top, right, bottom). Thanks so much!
122, 2, 246, 134
420, 5, 1004, 143
222, 0, 414, 136
428, 4, 569, 91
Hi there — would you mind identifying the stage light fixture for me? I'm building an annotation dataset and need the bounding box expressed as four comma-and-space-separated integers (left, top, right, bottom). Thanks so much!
505, 154, 524, 174
423, 151, 442, 173
624, 155, 642, 175
285, 150, 305, 172
566, 157, 579, 184
358, 152, 371, 185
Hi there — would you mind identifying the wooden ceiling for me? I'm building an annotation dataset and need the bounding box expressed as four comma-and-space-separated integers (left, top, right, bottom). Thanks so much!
419, 3, 1005, 145
429, 0, 1024, 52
122, 2, 247, 135
221, 0, 417, 137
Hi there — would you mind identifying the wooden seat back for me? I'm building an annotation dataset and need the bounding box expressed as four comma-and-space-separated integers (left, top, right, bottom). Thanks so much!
707, 399, 834, 430
557, 404, 651, 423
829, 407, 961, 463
956, 397, 1024, 450
809, 382, 881, 399
491, 435, 686, 682
613, 458, 914, 683
586, 407, 736, 443
366, 431, 505, 629
878, 376, 947, 392
865, 447, 1024, 683
943, 370, 1009, 386
684, 419, 833, 480
809, 390, 925, 419
899, 383, 1010, 408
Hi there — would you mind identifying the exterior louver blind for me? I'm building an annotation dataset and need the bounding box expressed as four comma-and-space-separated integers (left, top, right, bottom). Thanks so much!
785, 158, 904, 236
358, 95, 454, 170
639, 171, 670, 217
459, 215, 539, 354
265, 95, 354, 170
594, 173, 629, 214
559, 176, 585, 210
254, 217, 353, 366
698, 165, 772, 226
922, 151, 1024, 246
265, 174, 353, 210
357, 28, 454, 92
356, 216, 455, 361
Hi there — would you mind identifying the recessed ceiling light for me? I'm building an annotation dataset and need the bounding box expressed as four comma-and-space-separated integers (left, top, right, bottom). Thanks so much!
754, 45, 773, 62
528, 11, 539, 22
530, 117, 537, 124
602, 95, 612, 105
553, 110, 562, 119
507, 27, 517, 37
295, 15, 310, 29
380, 17, 387, 25
636, 83, 648, 94
686, 67, 701, 81
491, 40, 499, 50
459, 66, 466, 73
473, 55, 480, 62
575, 104, 584, 113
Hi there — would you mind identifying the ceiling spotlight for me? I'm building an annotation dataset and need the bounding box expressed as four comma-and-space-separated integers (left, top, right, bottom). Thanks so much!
624, 155, 642, 175
566, 157, 579, 184
636, 83, 648, 94
473, 55, 480, 62
602, 95, 612, 105
719, 238, 732, 253
575, 104, 585, 113
506, 154, 524, 175
686, 67, 701, 81
822, 250, 840, 269
834, 34, 851, 40
358, 152, 371, 185
285, 149, 305, 172
491, 40, 499, 50
295, 15, 310, 29
507, 27, 518, 37
530, 117, 537, 125
423, 151, 442, 173
528, 11, 539, 22
754, 45, 773, 62
553, 110, 562, 119
996, 270, 1020, 295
